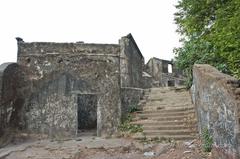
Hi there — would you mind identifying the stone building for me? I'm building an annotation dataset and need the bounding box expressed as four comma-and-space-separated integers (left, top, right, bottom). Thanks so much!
145, 57, 185, 87
0, 34, 144, 138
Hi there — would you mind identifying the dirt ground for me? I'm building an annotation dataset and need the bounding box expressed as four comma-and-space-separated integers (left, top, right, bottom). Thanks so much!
75, 138, 213, 159
0, 134, 212, 159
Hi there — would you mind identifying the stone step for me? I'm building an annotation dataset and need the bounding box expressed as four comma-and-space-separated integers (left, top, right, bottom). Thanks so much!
145, 103, 193, 107
138, 100, 147, 105
133, 134, 196, 141
135, 108, 194, 114
143, 106, 194, 112
131, 120, 189, 126
143, 125, 197, 131
149, 94, 190, 97
145, 101, 192, 104
156, 94, 190, 97
148, 96, 191, 100
137, 110, 195, 118
137, 115, 189, 121
149, 91, 187, 95
143, 129, 197, 136
136, 112, 194, 120
148, 95, 190, 98
148, 95, 188, 98
143, 104, 193, 109
132, 87, 197, 142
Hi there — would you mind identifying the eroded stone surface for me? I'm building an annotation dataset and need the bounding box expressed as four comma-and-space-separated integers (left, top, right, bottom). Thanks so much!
0, 136, 172, 159
144, 57, 185, 87
0, 34, 144, 138
191, 64, 240, 159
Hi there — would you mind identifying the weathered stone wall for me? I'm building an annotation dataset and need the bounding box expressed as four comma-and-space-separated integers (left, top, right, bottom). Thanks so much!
0, 63, 16, 101
141, 72, 154, 89
161, 73, 185, 87
0, 63, 31, 136
119, 34, 144, 88
145, 57, 185, 87
191, 64, 240, 159
121, 87, 144, 119
119, 34, 144, 120
0, 63, 14, 135
17, 42, 122, 137
1, 34, 145, 138
25, 73, 78, 137
145, 57, 162, 83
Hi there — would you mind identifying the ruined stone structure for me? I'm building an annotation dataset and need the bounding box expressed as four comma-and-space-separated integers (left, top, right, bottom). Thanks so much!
191, 64, 240, 159
0, 34, 144, 138
1, 34, 240, 159
119, 35, 144, 88
145, 57, 185, 87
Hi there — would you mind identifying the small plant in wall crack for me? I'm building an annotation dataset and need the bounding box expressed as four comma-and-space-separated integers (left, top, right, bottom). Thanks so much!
202, 127, 213, 152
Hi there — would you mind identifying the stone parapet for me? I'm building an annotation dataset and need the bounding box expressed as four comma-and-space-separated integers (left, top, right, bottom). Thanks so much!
191, 64, 240, 159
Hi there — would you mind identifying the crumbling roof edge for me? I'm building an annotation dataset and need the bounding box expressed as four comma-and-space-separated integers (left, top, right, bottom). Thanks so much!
15, 37, 120, 47
146, 57, 173, 64
18, 41, 120, 47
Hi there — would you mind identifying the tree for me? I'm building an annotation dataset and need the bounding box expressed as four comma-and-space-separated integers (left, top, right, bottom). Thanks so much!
174, 0, 240, 86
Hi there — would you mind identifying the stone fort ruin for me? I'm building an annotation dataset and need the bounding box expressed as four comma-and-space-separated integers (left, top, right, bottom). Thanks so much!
0, 34, 183, 138
1, 34, 240, 158
144, 57, 185, 87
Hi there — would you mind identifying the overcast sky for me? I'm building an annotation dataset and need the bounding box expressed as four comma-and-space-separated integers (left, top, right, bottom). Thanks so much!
0, 0, 180, 64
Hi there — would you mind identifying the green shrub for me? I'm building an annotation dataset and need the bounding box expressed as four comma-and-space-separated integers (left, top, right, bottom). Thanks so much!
128, 105, 140, 113
174, 0, 240, 86
119, 115, 143, 133
202, 127, 213, 152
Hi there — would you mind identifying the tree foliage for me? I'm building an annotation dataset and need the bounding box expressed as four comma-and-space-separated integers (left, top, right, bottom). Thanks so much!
174, 0, 240, 83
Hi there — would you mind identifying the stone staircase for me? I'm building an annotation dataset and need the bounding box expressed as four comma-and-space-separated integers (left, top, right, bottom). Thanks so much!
132, 87, 197, 141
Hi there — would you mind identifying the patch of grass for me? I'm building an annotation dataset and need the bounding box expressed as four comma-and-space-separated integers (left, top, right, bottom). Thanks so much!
128, 105, 140, 113
202, 127, 213, 152
119, 115, 143, 134
139, 136, 175, 144
151, 136, 174, 143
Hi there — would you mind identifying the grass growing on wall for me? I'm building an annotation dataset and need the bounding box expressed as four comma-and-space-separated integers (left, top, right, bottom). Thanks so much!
119, 115, 143, 133
119, 105, 143, 134
128, 105, 140, 113
201, 127, 213, 152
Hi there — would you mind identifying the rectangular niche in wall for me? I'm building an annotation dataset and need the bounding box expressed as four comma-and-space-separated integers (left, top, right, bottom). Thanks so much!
77, 94, 97, 135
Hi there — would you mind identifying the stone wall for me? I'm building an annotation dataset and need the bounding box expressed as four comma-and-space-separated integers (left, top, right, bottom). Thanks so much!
25, 73, 78, 137
119, 34, 144, 88
16, 42, 122, 137
121, 87, 144, 119
141, 72, 154, 89
119, 34, 144, 119
0, 63, 15, 135
145, 57, 165, 83
191, 64, 240, 159
145, 57, 185, 87
0, 63, 16, 101
161, 73, 185, 87
0, 63, 31, 136
1, 34, 146, 138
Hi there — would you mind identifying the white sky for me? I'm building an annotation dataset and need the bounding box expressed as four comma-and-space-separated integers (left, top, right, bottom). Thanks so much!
0, 0, 180, 64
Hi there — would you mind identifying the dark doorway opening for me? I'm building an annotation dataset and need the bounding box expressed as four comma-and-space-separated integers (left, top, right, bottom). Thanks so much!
168, 80, 175, 87
77, 94, 97, 136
